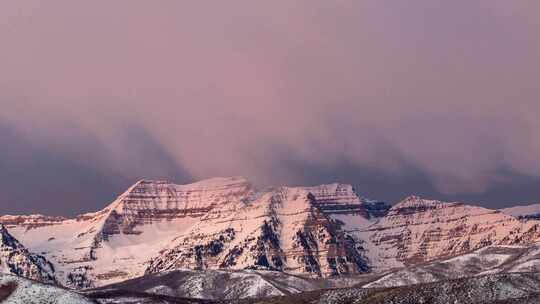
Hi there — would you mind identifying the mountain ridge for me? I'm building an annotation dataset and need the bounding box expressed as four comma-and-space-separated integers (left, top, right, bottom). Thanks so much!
1, 176, 540, 291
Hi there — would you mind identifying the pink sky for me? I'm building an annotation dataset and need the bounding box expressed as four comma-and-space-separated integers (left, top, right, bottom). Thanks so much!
1, 1, 540, 215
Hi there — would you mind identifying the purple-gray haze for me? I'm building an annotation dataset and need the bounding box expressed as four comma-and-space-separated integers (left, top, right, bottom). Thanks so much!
1, 1, 540, 216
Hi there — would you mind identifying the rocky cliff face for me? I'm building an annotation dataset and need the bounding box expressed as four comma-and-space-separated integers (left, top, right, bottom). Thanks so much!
0, 224, 56, 284
88, 177, 254, 254
304, 184, 389, 218
146, 186, 371, 278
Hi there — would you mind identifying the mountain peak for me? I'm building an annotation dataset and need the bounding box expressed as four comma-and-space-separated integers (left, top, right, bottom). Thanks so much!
389, 196, 460, 215
184, 176, 250, 187
304, 183, 361, 204
129, 176, 251, 192
82, 176, 254, 248
99, 176, 252, 213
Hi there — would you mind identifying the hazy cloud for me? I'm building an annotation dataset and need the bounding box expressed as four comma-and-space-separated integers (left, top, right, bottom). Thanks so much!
1, 1, 540, 215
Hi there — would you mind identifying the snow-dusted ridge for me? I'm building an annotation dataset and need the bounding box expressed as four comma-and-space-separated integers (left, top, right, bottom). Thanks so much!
2, 177, 540, 291
0, 273, 93, 304
357, 195, 540, 271
501, 203, 540, 219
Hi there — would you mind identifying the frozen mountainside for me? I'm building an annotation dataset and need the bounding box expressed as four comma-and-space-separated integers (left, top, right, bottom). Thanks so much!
303, 273, 540, 304
0, 177, 381, 288
86, 245, 540, 302
358, 273, 540, 304
90, 269, 326, 300
0, 177, 254, 288
88, 272, 540, 304
146, 186, 371, 278
501, 203, 540, 219
5, 177, 540, 291
0, 273, 94, 304
357, 196, 540, 271
87, 268, 380, 301
0, 225, 56, 284
362, 244, 540, 288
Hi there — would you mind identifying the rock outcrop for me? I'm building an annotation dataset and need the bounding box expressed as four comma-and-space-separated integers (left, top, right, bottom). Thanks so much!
0, 225, 56, 284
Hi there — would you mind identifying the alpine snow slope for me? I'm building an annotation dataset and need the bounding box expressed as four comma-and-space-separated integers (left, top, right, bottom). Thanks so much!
89, 272, 540, 304
363, 244, 540, 288
0, 273, 94, 304
250, 272, 540, 304
3, 176, 540, 291
85, 268, 380, 301
5, 270, 540, 304
357, 196, 540, 271
0, 177, 390, 288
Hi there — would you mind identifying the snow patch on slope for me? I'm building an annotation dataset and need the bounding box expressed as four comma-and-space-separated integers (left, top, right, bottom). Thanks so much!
0, 273, 93, 304
0, 225, 56, 284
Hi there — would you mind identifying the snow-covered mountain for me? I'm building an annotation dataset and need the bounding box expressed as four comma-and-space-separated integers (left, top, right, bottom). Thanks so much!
0, 224, 56, 284
93, 271, 540, 304
90, 269, 330, 300
0, 177, 253, 288
363, 244, 540, 288
0, 177, 387, 288
86, 268, 381, 301
88, 247, 540, 302
2, 177, 540, 291
312, 273, 540, 304
357, 196, 540, 271
146, 185, 377, 279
